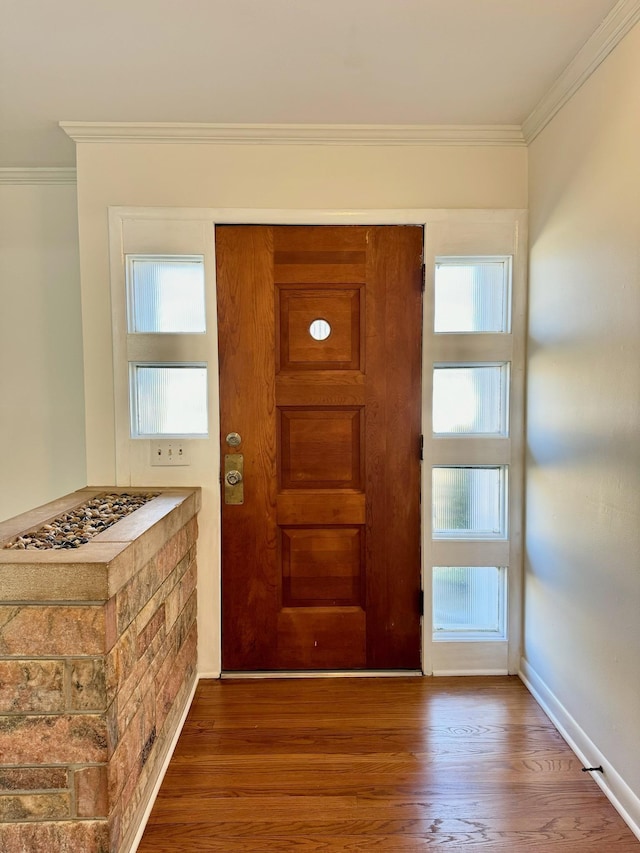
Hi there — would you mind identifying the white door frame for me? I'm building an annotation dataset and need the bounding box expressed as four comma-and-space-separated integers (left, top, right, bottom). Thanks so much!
108, 206, 527, 677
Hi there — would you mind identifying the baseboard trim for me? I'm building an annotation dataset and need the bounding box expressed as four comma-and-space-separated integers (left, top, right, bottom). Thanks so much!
433, 669, 508, 677
198, 670, 221, 679
519, 658, 640, 842
125, 673, 199, 853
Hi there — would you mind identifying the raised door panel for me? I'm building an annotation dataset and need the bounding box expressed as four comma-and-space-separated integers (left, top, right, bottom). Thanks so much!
278, 288, 361, 370
279, 408, 363, 490
282, 527, 364, 606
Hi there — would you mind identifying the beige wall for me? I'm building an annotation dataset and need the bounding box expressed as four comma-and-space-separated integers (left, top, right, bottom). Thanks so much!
0, 184, 86, 521
74, 141, 527, 675
526, 21, 640, 813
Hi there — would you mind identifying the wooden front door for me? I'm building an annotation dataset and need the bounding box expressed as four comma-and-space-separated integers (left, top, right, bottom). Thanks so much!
217, 225, 423, 671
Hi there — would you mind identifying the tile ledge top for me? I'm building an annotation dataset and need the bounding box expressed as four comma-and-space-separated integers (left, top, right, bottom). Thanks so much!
0, 487, 201, 562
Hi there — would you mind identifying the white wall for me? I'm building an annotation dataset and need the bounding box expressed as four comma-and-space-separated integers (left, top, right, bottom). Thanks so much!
525, 21, 640, 822
73, 141, 527, 675
0, 183, 86, 521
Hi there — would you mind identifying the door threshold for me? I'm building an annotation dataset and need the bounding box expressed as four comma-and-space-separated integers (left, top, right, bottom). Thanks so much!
221, 670, 423, 679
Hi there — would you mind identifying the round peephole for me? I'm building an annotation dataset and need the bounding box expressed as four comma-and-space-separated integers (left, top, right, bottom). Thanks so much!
309, 319, 331, 341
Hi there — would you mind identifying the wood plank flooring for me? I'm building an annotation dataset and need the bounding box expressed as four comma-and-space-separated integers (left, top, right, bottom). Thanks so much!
137, 676, 639, 851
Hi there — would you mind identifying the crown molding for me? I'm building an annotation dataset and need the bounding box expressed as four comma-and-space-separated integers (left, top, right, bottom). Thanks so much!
11, 1, 640, 169
523, 0, 640, 144
59, 122, 525, 148
0, 167, 76, 185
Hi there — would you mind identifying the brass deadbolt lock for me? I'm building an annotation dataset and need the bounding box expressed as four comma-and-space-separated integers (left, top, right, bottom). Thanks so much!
224, 454, 244, 505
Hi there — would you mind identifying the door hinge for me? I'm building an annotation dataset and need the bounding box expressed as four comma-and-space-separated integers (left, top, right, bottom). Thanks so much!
421, 263, 426, 292
419, 434, 424, 461
417, 589, 424, 617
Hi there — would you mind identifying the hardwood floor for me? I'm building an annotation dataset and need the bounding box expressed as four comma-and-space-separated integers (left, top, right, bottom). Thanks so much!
137, 677, 639, 851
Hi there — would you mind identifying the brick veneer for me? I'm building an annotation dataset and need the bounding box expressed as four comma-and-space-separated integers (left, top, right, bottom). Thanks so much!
0, 488, 200, 853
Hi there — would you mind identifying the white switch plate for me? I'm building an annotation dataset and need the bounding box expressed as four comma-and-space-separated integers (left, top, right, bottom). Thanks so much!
150, 440, 190, 466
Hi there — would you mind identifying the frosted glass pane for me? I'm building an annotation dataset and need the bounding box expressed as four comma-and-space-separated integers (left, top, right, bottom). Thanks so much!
132, 365, 208, 436
433, 566, 505, 634
433, 364, 508, 434
432, 467, 506, 537
128, 257, 206, 333
434, 259, 510, 333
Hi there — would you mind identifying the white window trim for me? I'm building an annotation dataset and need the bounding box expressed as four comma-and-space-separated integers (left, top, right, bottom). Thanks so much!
423, 215, 527, 676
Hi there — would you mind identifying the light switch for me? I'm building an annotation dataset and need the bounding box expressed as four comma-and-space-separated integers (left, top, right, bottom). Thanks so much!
150, 441, 190, 466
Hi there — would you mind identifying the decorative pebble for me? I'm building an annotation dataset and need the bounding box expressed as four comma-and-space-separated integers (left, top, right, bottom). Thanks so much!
2, 492, 159, 551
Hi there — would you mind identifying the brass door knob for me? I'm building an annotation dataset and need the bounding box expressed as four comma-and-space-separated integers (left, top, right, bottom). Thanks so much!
225, 470, 243, 486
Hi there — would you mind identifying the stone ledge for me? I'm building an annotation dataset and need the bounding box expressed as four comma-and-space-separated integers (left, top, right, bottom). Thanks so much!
0, 488, 201, 602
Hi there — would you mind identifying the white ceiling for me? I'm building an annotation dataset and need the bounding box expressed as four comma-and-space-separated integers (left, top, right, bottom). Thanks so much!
0, 0, 621, 167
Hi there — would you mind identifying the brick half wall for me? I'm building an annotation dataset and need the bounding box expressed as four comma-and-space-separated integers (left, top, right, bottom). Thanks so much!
0, 488, 200, 853
107, 516, 198, 852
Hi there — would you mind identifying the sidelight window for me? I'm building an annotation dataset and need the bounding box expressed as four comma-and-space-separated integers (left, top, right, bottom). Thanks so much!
433, 363, 509, 435
432, 466, 507, 539
433, 566, 506, 637
126, 256, 206, 334
124, 255, 209, 438
434, 257, 511, 333
424, 230, 524, 670
130, 364, 208, 438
